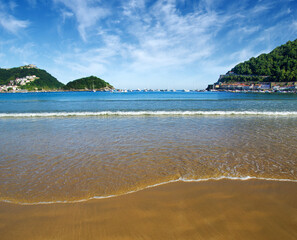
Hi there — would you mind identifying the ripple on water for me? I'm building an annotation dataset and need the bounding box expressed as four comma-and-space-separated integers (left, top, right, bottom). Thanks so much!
0, 116, 296, 204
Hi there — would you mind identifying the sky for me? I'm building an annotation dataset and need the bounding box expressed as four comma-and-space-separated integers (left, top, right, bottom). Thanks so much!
0, 0, 297, 89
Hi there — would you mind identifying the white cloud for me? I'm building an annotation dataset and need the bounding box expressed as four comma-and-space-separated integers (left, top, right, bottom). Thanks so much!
122, 0, 146, 16
0, 0, 30, 34
54, 0, 110, 41
50, 0, 297, 88
119, 0, 227, 71
229, 48, 257, 64
251, 2, 272, 14
55, 0, 229, 71
0, 13, 30, 34
54, 33, 125, 80
52, 0, 232, 88
240, 26, 260, 34
61, 10, 74, 22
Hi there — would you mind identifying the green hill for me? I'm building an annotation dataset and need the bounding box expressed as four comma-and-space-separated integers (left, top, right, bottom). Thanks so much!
219, 39, 297, 83
0, 65, 64, 91
64, 76, 113, 91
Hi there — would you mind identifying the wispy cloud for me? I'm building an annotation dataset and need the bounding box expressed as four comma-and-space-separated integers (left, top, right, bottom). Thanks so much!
53, 0, 282, 86
0, 1, 30, 34
61, 10, 74, 21
122, 0, 146, 17
0, 13, 30, 34
54, 0, 229, 80
251, 3, 272, 14
119, 0, 228, 70
54, 0, 110, 41
54, 33, 124, 79
44, 0, 297, 87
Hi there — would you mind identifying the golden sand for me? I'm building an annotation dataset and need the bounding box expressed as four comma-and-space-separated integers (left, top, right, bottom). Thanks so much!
0, 179, 296, 240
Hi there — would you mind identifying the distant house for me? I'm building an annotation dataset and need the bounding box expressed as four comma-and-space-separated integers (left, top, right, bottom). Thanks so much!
260, 83, 271, 90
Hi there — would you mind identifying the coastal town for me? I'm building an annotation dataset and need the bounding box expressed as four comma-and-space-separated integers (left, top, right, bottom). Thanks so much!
0, 75, 39, 92
206, 72, 297, 93
0, 64, 39, 92
207, 81, 297, 93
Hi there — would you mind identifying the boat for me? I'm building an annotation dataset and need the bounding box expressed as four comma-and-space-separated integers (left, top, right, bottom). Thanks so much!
92, 81, 96, 92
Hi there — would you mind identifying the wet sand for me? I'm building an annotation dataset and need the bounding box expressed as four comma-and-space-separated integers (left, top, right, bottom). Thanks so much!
0, 179, 296, 240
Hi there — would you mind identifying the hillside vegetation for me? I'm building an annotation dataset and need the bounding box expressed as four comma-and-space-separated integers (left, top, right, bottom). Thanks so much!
64, 76, 113, 90
0, 67, 64, 90
219, 39, 297, 82
0, 66, 114, 92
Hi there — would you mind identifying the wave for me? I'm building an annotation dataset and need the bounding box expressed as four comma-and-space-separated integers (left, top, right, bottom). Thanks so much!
1, 111, 297, 118
2, 176, 297, 205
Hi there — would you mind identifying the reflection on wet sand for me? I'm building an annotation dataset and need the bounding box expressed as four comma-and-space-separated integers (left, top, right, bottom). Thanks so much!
0, 180, 296, 240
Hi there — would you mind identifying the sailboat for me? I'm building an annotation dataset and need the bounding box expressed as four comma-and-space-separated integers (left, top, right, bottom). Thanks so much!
92, 80, 96, 92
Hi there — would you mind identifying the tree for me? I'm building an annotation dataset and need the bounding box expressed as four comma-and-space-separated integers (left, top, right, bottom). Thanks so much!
220, 38, 297, 83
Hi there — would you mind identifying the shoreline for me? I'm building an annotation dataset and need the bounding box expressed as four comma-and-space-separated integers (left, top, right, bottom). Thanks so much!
1, 89, 297, 94
1, 177, 297, 206
1, 179, 296, 239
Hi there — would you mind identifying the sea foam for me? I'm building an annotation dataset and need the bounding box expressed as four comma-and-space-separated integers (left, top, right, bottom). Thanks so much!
1, 176, 296, 206
0, 111, 297, 118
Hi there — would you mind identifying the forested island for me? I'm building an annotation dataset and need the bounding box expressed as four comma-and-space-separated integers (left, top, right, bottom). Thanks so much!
64, 76, 113, 91
0, 65, 113, 92
209, 39, 297, 92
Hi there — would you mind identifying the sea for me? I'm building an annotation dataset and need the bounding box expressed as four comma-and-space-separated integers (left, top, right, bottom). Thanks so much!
0, 91, 296, 204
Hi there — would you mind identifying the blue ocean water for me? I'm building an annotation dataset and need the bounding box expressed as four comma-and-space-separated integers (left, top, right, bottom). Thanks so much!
0, 91, 296, 115
0, 91, 296, 204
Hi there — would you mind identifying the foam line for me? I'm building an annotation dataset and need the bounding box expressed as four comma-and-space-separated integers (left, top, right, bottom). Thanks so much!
1, 176, 296, 205
1, 111, 297, 118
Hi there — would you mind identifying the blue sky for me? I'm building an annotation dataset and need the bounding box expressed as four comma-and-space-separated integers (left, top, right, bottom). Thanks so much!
0, 0, 296, 89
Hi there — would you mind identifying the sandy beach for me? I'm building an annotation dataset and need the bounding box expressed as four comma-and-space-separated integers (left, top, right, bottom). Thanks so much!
0, 179, 296, 240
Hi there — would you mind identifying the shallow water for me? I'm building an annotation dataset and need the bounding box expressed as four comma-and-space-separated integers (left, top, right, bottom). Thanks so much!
0, 92, 296, 204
